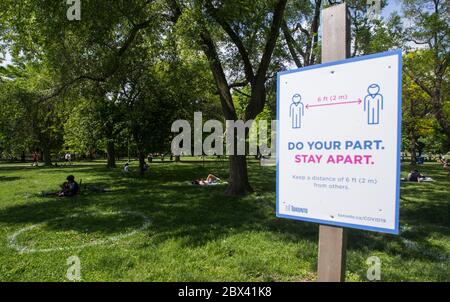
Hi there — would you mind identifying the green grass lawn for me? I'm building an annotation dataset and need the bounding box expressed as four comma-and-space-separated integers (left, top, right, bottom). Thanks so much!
0, 160, 448, 281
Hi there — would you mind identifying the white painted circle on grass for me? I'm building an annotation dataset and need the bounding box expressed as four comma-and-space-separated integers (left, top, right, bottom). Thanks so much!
7, 210, 151, 254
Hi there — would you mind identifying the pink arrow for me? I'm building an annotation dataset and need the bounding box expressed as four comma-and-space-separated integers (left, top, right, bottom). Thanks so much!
306, 98, 362, 109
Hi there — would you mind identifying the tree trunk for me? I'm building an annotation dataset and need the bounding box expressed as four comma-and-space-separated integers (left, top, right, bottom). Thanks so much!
432, 94, 450, 139
193, 0, 287, 196
408, 97, 418, 166
409, 134, 417, 166
226, 155, 253, 195
107, 140, 116, 168
175, 155, 180, 162
42, 147, 52, 166
138, 151, 146, 175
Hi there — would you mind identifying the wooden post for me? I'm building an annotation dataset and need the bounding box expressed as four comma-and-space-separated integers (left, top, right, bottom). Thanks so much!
317, 3, 350, 282
317, 225, 348, 281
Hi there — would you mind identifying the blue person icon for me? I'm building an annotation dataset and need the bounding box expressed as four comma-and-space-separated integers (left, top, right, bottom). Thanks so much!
290, 93, 304, 129
364, 84, 383, 125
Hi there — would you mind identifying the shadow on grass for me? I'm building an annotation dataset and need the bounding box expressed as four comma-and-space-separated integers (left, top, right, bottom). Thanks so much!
0, 161, 448, 268
0, 176, 21, 182
0, 163, 316, 251
0, 188, 273, 246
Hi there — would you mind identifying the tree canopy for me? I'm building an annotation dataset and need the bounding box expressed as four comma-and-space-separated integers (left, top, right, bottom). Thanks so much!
0, 0, 448, 192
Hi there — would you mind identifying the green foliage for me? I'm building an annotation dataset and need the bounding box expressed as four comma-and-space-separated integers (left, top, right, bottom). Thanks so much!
0, 0, 448, 164
402, 0, 450, 138
0, 62, 65, 159
63, 99, 103, 156
1, 0, 218, 159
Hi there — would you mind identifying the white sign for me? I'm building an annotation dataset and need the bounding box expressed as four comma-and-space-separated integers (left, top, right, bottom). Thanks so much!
276, 50, 402, 234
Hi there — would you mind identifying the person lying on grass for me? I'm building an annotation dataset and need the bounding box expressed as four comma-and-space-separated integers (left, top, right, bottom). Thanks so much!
57, 175, 79, 197
191, 174, 221, 186
403, 169, 436, 183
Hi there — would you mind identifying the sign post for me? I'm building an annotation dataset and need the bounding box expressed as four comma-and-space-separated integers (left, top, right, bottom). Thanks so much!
317, 2, 350, 283
276, 3, 402, 282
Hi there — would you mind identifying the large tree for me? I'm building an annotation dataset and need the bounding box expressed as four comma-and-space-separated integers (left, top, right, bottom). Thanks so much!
402, 0, 450, 139
171, 0, 288, 194
1, 0, 177, 165
402, 57, 433, 164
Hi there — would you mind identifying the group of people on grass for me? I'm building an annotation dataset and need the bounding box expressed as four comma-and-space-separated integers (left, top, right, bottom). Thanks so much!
126, 151, 450, 184
405, 155, 449, 182
43, 151, 449, 197
123, 162, 221, 186
51, 170, 220, 200
29, 151, 72, 167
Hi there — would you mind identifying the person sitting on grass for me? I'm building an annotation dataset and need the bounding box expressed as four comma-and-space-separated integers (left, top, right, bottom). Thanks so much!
58, 181, 69, 194
191, 174, 221, 186
407, 169, 424, 183
123, 162, 130, 173
57, 175, 79, 197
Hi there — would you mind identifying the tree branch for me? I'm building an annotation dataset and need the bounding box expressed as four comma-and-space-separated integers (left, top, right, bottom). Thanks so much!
281, 20, 303, 68
195, 16, 237, 120
306, 0, 322, 65
255, 0, 288, 82
233, 88, 251, 98
229, 81, 249, 89
204, 2, 255, 83
167, 0, 182, 23
38, 16, 155, 103
404, 68, 433, 98
246, 0, 288, 120
167, 1, 237, 119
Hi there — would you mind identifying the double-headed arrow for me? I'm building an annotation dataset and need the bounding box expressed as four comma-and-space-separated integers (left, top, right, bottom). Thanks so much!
305, 98, 362, 109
